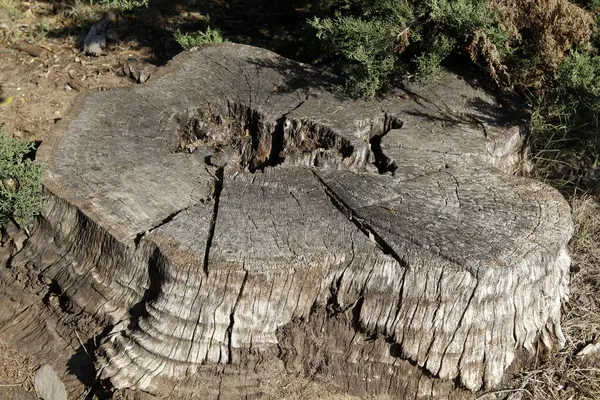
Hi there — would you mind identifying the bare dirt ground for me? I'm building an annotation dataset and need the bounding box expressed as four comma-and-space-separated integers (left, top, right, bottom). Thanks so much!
0, 1, 142, 142
1, 1, 600, 400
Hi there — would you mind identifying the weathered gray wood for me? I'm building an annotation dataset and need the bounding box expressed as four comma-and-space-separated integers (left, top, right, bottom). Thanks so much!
3, 43, 572, 399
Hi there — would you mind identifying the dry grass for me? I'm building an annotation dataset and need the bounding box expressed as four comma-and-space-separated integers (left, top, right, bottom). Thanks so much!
570, 196, 600, 266
509, 196, 600, 400
0, 1, 52, 44
0, 0, 21, 19
0, 340, 36, 391
0, 0, 25, 42
0, 0, 109, 46
56, 0, 110, 28
526, 86, 600, 196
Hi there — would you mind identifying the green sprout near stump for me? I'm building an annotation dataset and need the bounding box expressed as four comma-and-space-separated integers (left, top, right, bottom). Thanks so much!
0, 125, 43, 229
175, 26, 227, 50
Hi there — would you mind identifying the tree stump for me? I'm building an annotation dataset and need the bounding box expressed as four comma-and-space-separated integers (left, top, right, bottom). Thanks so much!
6, 44, 572, 399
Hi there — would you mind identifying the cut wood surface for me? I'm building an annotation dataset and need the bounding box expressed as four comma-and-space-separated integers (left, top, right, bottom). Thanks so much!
1, 43, 573, 399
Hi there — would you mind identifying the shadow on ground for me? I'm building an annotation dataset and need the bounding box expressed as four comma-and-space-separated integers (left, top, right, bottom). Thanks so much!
41, 0, 320, 65
67, 327, 115, 400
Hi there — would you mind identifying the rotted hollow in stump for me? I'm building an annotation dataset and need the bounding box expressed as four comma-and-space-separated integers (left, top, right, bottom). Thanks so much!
7, 43, 572, 399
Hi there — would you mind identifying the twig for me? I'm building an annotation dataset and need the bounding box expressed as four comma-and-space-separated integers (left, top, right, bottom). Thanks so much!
74, 329, 93, 361
396, 27, 410, 40
0, 380, 28, 387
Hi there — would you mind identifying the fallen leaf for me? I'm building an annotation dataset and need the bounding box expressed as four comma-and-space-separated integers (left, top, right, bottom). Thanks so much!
0, 96, 13, 107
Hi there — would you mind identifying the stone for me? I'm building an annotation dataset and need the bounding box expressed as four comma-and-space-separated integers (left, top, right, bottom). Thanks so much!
34, 364, 67, 400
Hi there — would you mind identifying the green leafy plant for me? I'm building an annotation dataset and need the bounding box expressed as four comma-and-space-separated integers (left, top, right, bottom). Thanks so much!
101, 0, 148, 11
174, 26, 227, 50
0, 126, 43, 228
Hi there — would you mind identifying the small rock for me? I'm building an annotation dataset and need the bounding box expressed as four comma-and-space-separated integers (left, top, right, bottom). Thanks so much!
82, 18, 110, 56
122, 60, 156, 84
0, 22, 8, 31
34, 365, 67, 400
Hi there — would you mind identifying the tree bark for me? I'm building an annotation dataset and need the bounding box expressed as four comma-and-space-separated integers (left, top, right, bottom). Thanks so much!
2, 43, 572, 399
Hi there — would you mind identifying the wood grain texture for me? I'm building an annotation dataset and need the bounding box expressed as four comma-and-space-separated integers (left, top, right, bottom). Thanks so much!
2, 43, 572, 399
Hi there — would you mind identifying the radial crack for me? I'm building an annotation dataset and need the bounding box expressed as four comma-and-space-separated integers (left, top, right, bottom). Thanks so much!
312, 170, 408, 269
437, 275, 480, 378
203, 167, 224, 275
134, 208, 189, 247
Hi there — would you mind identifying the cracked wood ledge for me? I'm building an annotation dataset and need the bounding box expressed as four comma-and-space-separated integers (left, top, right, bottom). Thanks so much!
0, 43, 572, 399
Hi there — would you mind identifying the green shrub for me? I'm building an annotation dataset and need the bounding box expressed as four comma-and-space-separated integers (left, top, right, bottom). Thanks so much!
309, 0, 510, 98
309, 15, 402, 99
174, 26, 227, 50
309, 0, 595, 98
556, 52, 600, 114
0, 126, 43, 228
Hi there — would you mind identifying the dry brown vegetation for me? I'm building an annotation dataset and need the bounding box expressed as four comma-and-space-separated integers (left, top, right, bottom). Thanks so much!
0, 340, 36, 391
476, 0, 596, 87
498, 0, 594, 64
